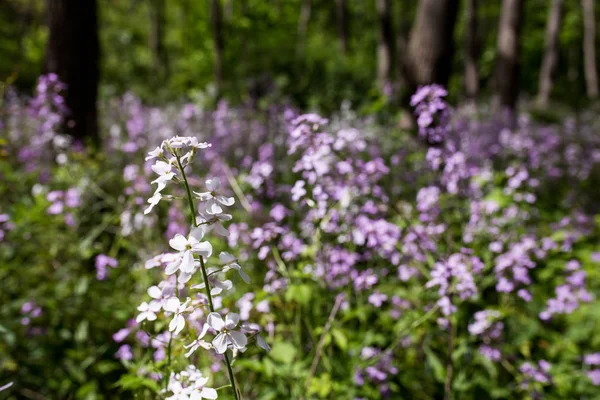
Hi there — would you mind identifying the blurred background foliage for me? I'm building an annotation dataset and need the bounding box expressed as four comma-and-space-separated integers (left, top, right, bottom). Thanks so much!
0, 0, 596, 112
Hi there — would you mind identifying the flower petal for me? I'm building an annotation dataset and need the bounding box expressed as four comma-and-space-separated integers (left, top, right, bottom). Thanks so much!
169, 234, 188, 251
212, 332, 228, 354
201, 387, 218, 400
192, 241, 213, 258
190, 227, 205, 241
216, 195, 235, 207
147, 286, 162, 299
205, 200, 223, 215
207, 312, 225, 331
224, 313, 240, 329
206, 178, 220, 191
165, 257, 181, 275
219, 252, 236, 263
164, 297, 181, 313
180, 250, 195, 273
228, 330, 248, 349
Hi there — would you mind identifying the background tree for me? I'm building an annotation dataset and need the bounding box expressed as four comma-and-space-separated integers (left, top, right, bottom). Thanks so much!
149, 0, 169, 81
536, 0, 563, 108
581, 0, 598, 100
464, 0, 479, 100
405, 0, 459, 88
45, 0, 99, 142
335, 0, 349, 56
297, 0, 311, 57
376, 0, 394, 91
211, 0, 224, 95
494, 0, 524, 112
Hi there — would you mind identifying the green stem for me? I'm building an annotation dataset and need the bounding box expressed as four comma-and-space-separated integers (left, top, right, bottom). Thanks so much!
176, 155, 240, 400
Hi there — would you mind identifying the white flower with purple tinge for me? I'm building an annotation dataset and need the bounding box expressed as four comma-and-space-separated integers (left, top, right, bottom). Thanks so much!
165, 366, 218, 400
166, 229, 213, 275
194, 178, 235, 215
136, 301, 161, 323
206, 312, 247, 354
164, 297, 191, 335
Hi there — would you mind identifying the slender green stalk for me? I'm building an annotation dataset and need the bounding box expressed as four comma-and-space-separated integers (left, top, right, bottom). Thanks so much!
176, 155, 241, 400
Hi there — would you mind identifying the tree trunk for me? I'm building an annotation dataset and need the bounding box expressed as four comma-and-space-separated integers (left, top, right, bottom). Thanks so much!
376, 0, 394, 90
464, 0, 479, 99
149, 0, 169, 80
210, 0, 224, 95
297, 0, 311, 57
406, 0, 459, 87
45, 0, 99, 143
335, 0, 349, 55
494, 0, 524, 111
536, 0, 563, 107
581, 0, 598, 99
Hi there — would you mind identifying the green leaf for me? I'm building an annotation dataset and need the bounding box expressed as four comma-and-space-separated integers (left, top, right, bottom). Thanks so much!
75, 320, 89, 343
331, 328, 348, 350
269, 342, 297, 364
424, 348, 445, 383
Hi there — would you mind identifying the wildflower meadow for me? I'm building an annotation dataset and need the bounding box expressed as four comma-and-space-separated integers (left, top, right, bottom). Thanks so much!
3, 1, 600, 399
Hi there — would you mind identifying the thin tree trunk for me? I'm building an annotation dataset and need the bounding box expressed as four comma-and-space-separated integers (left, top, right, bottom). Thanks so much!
581, 0, 598, 99
297, 0, 311, 57
211, 0, 224, 95
150, 0, 169, 80
464, 0, 479, 99
406, 0, 459, 87
45, 0, 99, 143
536, 0, 563, 107
335, 0, 349, 55
494, 0, 524, 112
376, 0, 394, 90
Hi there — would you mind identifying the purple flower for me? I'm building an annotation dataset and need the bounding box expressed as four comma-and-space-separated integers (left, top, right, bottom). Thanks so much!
587, 370, 600, 385
115, 345, 133, 361
368, 291, 388, 308
95, 254, 118, 281
584, 353, 600, 366
113, 328, 131, 343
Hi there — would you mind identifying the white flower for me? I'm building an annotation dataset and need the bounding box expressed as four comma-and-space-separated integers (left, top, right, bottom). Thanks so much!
148, 282, 176, 309
164, 297, 191, 335
206, 312, 247, 354
184, 324, 212, 357
167, 229, 212, 275
291, 180, 306, 201
145, 146, 163, 161
240, 322, 271, 352
197, 211, 232, 236
219, 252, 250, 283
194, 178, 235, 215
165, 366, 218, 400
192, 278, 233, 296
151, 160, 175, 185
144, 191, 163, 215
0, 382, 13, 392
136, 301, 161, 323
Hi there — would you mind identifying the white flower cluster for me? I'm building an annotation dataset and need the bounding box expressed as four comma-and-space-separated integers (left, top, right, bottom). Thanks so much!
144, 136, 211, 215
136, 136, 269, 399
164, 365, 217, 400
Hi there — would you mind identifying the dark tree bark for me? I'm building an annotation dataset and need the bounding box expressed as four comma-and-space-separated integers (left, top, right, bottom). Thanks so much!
464, 0, 479, 99
335, 0, 349, 55
150, 0, 169, 80
581, 0, 598, 99
297, 0, 311, 57
45, 0, 99, 142
376, 0, 394, 90
211, 0, 224, 95
536, 0, 563, 107
405, 0, 459, 87
494, 0, 524, 111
